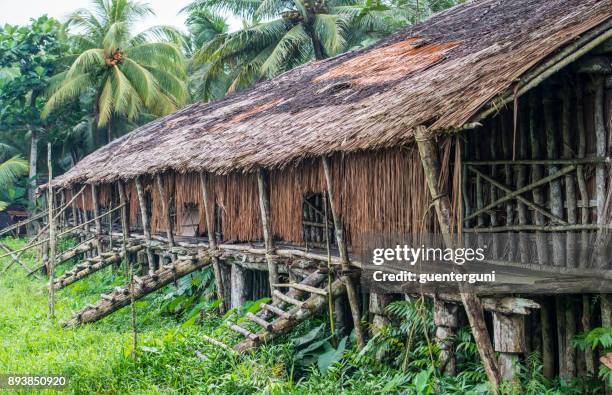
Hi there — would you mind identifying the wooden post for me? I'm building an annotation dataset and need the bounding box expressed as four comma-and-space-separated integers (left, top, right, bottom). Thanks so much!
370, 292, 392, 360
70, 187, 79, 227
321, 156, 366, 349
516, 98, 529, 263
540, 298, 554, 378
435, 300, 459, 376
561, 84, 577, 267
200, 173, 227, 313
414, 126, 501, 388
529, 92, 549, 265
156, 175, 175, 248
118, 181, 137, 357
230, 264, 249, 309
47, 143, 56, 319
543, 90, 565, 266
257, 169, 279, 301
594, 76, 606, 224
493, 312, 525, 382
91, 184, 102, 256
135, 177, 155, 275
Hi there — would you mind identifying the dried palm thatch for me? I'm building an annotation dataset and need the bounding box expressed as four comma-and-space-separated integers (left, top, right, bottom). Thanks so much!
51, 0, 611, 188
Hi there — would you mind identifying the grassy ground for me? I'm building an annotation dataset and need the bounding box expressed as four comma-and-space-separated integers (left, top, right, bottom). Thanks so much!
0, 237, 406, 395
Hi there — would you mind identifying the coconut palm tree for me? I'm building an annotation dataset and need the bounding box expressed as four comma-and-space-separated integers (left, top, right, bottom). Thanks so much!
0, 155, 28, 211
186, 0, 354, 97
42, 0, 189, 145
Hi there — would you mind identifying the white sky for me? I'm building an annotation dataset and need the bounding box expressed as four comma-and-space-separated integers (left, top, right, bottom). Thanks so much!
0, 0, 241, 33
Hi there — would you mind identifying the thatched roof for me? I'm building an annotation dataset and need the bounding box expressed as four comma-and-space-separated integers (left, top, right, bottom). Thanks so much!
54, 0, 612, 187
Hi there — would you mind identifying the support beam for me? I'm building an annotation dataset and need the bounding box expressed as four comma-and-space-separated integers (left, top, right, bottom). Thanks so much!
231, 263, 249, 309
322, 156, 365, 349
414, 126, 501, 388
257, 169, 279, 301
135, 176, 155, 275
200, 173, 227, 313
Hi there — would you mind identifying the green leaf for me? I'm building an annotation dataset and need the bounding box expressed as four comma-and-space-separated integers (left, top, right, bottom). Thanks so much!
317, 336, 347, 374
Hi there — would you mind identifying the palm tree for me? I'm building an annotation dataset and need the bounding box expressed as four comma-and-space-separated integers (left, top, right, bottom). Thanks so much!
42, 0, 189, 145
186, 0, 354, 98
0, 155, 28, 211
185, 0, 448, 100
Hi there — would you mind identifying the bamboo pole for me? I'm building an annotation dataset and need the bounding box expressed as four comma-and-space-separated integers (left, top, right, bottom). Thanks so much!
91, 184, 102, 256
70, 187, 79, 227
199, 173, 227, 313
414, 126, 501, 389
257, 169, 280, 302
489, 124, 499, 258
135, 177, 155, 275
500, 116, 515, 261
322, 156, 366, 349
47, 143, 56, 319
594, 76, 606, 224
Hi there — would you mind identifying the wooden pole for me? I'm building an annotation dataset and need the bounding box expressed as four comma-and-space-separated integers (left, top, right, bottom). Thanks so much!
561, 84, 577, 267
529, 92, 549, 265
516, 99, 529, 263
543, 90, 565, 265
321, 156, 366, 349
47, 142, 56, 319
540, 298, 554, 378
71, 187, 79, 227
435, 300, 459, 376
414, 126, 501, 388
156, 175, 175, 248
200, 173, 227, 313
118, 181, 137, 358
594, 76, 606, 224
493, 312, 525, 383
91, 184, 102, 256
135, 177, 155, 275
257, 169, 279, 302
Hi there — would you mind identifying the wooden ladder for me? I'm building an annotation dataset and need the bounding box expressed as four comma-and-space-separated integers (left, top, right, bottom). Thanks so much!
205, 270, 346, 352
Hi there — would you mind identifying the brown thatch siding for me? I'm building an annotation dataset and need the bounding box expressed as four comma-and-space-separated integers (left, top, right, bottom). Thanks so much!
51, 0, 611, 188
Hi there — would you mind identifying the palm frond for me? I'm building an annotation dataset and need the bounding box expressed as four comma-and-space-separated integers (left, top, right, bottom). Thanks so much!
66, 48, 105, 78
313, 13, 349, 56
42, 73, 94, 119
260, 23, 310, 77
0, 155, 28, 189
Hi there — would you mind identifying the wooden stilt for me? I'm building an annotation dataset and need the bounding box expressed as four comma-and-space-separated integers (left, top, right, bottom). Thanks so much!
322, 156, 366, 349
231, 264, 249, 309
200, 173, 227, 313
565, 297, 577, 379
435, 300, 459, 376
71, 187, 79, 227
414, 126, 501, 388
135, 177, 155, 275
47, 143, 56, 319
91, 184, 102, 256
493, 312, 525, 383
582, 295, 595, 375
257, 169, 279, 302
540, 298, 554, 378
